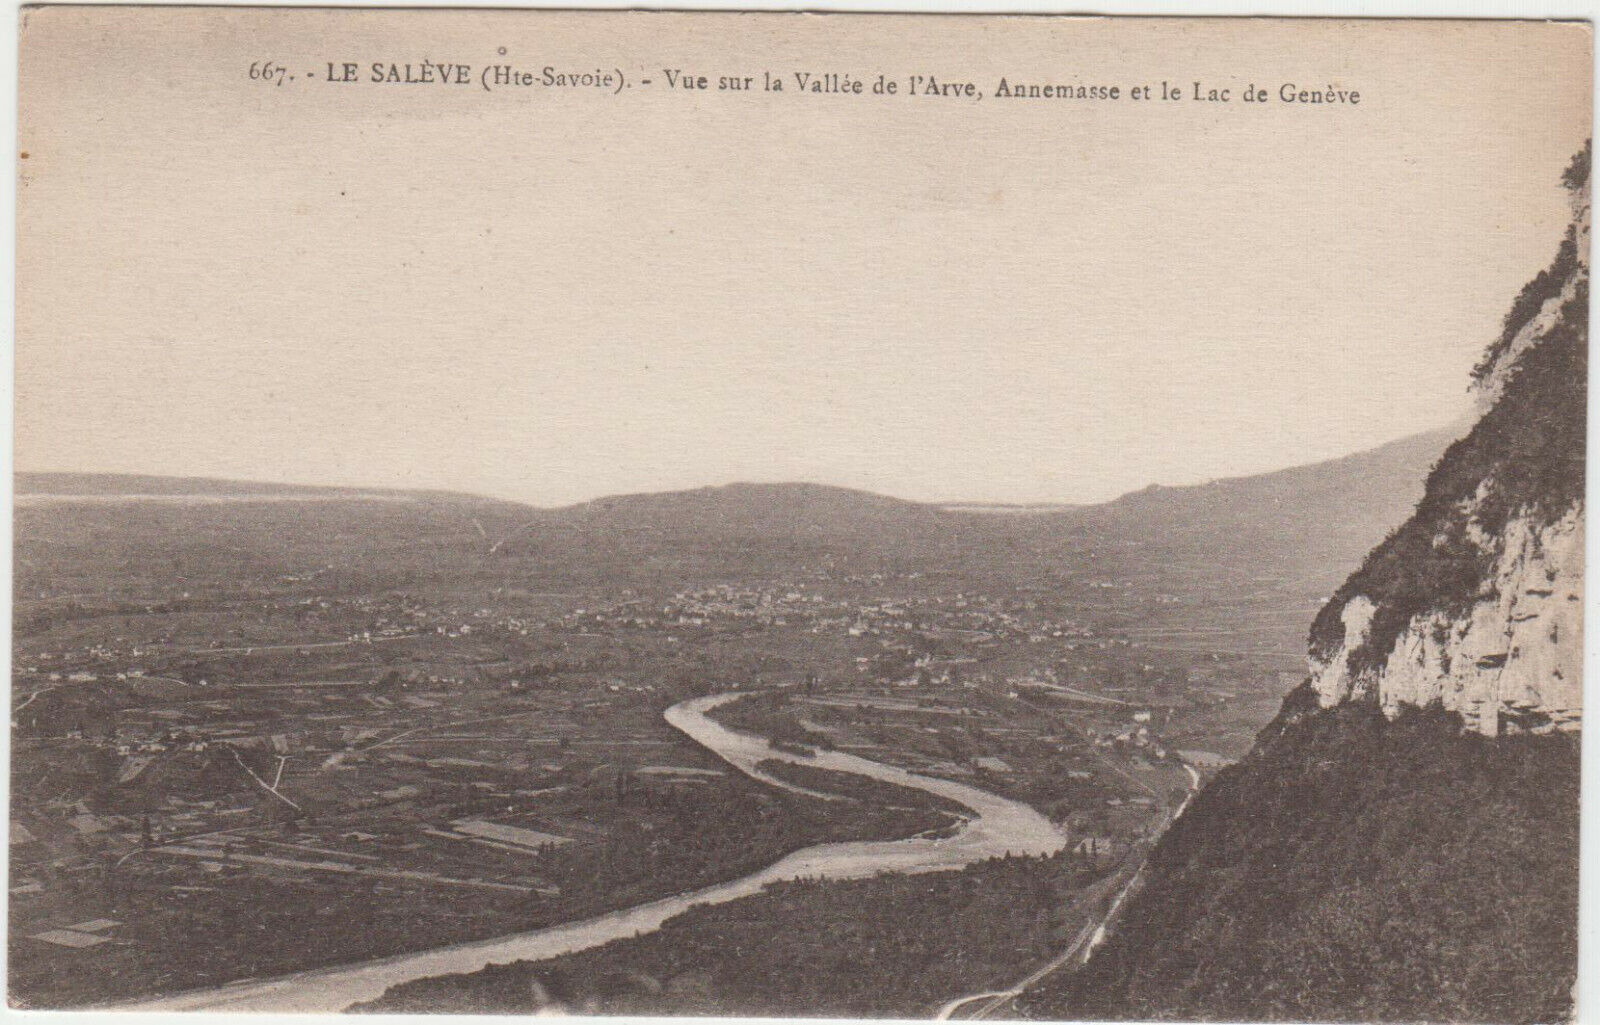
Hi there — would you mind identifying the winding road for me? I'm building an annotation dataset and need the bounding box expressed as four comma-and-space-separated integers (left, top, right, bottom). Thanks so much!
112, 691, 1066, 1013
935, 763, 1203, 1020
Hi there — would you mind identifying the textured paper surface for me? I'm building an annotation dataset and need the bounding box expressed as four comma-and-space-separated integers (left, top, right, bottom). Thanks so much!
11, 9, 1592, 1019
17, 11, 1592, 505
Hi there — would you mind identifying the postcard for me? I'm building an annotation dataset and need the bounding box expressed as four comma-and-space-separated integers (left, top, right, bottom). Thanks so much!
13, 9, 1590, 1021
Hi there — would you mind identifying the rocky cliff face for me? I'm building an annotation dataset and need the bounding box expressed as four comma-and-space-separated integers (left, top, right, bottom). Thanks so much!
1025, 145, 1587, 1025
1306, 147, 1588, 737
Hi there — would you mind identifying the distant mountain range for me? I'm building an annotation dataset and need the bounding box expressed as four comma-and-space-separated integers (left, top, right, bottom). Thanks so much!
1051, 429, 1456, 589
17, 427, 1452, 521
1077, 429, 1453, 535
17, 428, 1453, 598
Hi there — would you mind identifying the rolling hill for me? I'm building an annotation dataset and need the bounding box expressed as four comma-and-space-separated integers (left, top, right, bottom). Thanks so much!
17, 424, 1451, 603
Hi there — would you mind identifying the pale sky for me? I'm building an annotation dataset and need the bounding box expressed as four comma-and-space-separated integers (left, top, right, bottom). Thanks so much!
16, 12, 1592, 507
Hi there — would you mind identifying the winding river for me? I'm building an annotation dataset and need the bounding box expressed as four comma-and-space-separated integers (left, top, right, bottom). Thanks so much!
117, 692, 1066, 1013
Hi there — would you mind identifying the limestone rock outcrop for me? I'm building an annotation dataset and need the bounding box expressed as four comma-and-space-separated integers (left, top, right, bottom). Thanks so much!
1306, 146, 1588, 736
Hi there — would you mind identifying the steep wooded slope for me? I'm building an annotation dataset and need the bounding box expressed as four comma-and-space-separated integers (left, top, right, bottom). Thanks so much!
1025, 144, 1588, 1024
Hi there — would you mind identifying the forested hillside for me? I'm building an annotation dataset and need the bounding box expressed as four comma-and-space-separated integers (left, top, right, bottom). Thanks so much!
1026, 144, 1588, 1024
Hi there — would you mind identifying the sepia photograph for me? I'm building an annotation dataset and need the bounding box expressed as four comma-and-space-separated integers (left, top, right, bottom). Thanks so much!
10, 8, 1592, 1021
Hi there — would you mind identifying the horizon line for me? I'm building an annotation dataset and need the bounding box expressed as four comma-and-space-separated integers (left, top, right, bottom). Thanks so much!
12, 426, 1455, 513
